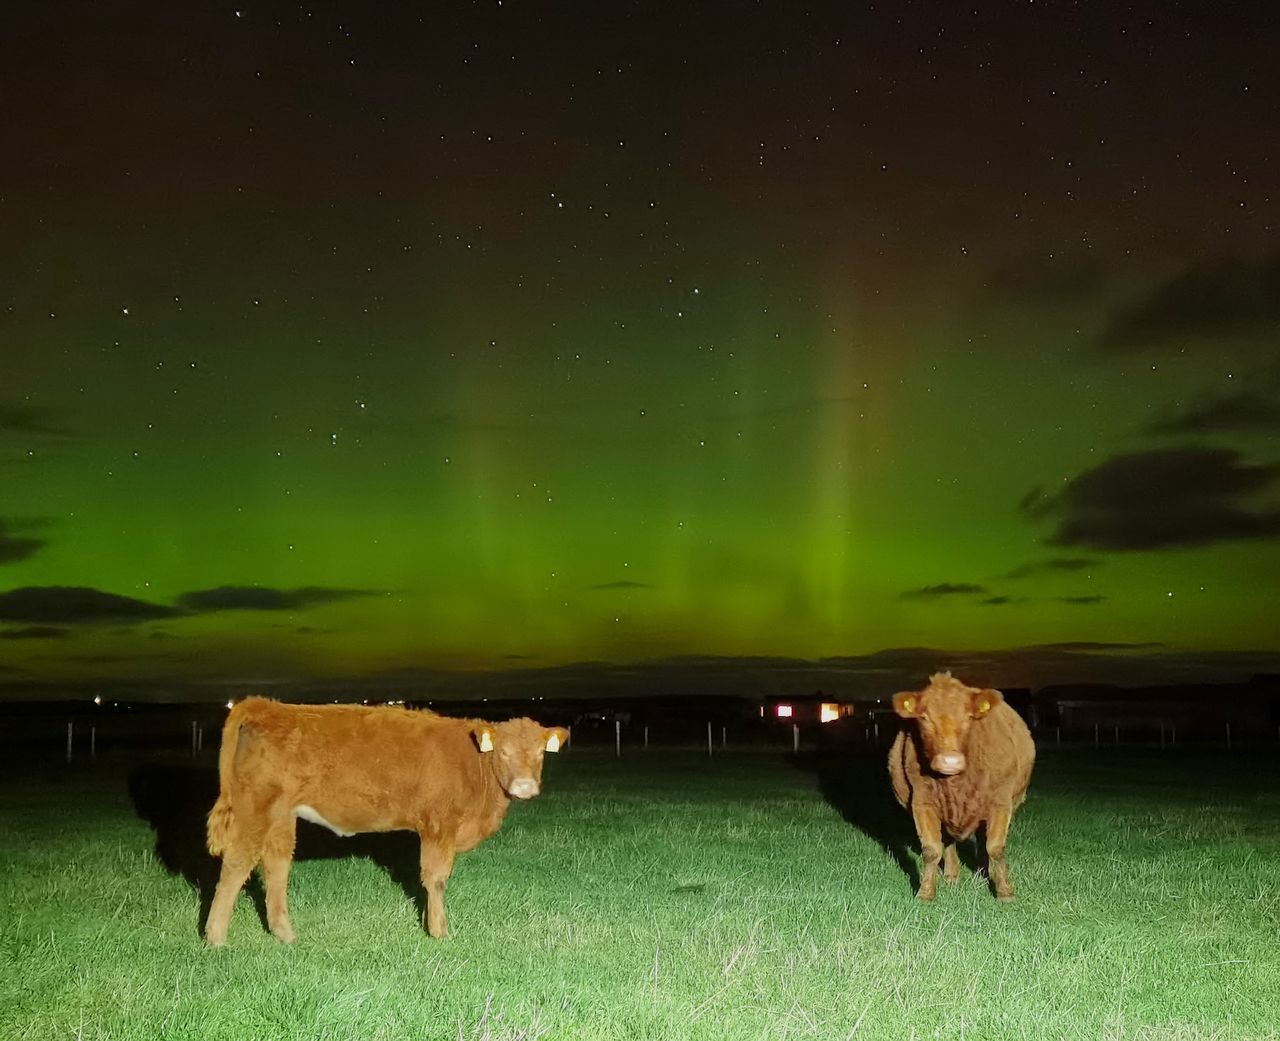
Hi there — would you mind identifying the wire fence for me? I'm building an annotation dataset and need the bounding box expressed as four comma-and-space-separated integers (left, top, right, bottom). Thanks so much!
4, 703, 1277, 767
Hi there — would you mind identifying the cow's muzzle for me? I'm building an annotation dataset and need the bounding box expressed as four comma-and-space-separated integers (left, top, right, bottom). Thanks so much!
508, 778, 540, 800
930, 752, 966, 776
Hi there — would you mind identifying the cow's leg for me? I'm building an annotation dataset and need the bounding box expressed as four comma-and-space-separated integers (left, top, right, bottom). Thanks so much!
911, 803, 944, 901
419, 830, 457, 939
986, 805, 1016, 901
943, 842, 961, 883
261, 816, 298, 943
205, 848, 258, 947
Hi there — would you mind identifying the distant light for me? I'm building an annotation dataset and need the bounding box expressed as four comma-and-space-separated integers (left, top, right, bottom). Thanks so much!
93, 695, 102, 706
225, 700, 234, 710
820, 703, 840, 724
776, 704, 793, 719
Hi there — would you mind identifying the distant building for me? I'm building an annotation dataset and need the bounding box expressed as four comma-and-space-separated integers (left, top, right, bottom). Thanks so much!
1034, 681, 1274, 737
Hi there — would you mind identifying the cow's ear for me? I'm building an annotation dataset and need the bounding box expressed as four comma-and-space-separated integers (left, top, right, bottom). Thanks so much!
970, 689, 1003, 718
544, 727, 569, 753
473, 726, 495, 753
892, 692, 920, 718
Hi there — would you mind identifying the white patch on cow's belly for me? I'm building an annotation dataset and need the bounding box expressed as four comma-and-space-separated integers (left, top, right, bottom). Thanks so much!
294, 804, 354, 837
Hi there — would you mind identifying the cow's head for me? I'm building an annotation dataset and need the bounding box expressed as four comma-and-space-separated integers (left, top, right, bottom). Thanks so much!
892, 672, 1002, 777
473, 718, 570, 799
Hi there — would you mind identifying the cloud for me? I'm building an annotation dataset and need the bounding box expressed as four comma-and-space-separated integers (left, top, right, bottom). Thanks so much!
980, 596, 1026, 606
1031, 641, 1164, 651
1004, 557, 1099, 579
0, 405, 70, 438
0, 625, 69, 640
590, 580, 651, 590
900, 582, 987, 599
1055, 595, 1107, 605
0, 520, 45, 565
1098, 250, 1280, 352
175, 585, 378, 612
1146, 390, 1280, 435
0, 586, 181, 624
1022, 446, 1280, 549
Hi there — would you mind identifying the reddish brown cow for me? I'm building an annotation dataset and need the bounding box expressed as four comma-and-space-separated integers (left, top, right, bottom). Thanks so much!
204, 698, 569, 946
888, 672, 1035, 901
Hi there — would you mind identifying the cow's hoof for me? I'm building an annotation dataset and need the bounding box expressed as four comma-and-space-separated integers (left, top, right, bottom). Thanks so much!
272, 925, 297, 944
916, 889, 936, 902
997, 893, 1017, 903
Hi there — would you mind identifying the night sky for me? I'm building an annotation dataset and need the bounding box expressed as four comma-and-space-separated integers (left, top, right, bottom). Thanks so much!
3, 1, 1278, 699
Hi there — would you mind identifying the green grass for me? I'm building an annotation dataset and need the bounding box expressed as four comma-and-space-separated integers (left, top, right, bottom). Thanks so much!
2, 745, 1279, 1040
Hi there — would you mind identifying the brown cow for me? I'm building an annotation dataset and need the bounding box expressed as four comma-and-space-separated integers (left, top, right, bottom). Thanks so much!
888, 672, 1035, 901
204, 698, 569, 946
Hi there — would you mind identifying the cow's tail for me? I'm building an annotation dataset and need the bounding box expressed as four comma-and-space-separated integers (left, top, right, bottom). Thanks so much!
206, 702, 248, 857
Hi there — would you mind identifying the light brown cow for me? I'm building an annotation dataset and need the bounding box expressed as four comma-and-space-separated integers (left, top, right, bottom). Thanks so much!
888, 672, 1035, 901
204, 698, 568, 946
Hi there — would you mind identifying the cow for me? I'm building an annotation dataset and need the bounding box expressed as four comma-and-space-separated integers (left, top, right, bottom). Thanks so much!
203, 698, 569, 946
887, 672, 1035, 902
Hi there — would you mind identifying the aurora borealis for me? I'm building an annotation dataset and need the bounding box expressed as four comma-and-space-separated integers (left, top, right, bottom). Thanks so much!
2, 1, 1278, 699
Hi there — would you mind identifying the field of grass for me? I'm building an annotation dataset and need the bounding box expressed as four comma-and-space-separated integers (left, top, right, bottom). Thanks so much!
2, 742, 1279, 1041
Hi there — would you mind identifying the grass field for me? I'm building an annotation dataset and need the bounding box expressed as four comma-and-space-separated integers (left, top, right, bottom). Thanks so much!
2, 743, 1278, 1041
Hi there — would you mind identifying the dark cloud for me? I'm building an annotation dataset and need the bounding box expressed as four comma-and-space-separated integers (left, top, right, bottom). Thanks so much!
1146, 390, 1280, 436
0, 520, 45, 565
1098, 250, 1280, 352
0, 586, 181, 624
1031, 641, 1164, 652
1023, 446, 1280, 550
4, 642, 1276, 704
1004, 557, 1099, 579
1055, 595, 1107, 605
981, 596, 1019, 606
0, 405, 71, 438
175, 586, 378, 612
900, 582, 987, 599
0, 625, 69, 640
590, 580, 651, 590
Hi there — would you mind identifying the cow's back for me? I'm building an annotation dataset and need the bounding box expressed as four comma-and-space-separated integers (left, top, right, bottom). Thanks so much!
228, 699, 487, 834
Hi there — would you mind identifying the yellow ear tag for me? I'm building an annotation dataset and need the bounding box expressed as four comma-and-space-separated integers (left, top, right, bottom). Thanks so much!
479, 730, 494, 753
903, 697, 916, 714
545, 732, 561, 753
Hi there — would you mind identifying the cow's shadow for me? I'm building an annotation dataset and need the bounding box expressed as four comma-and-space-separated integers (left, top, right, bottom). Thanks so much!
127, 761, 424, 939
792, 745, 989, 896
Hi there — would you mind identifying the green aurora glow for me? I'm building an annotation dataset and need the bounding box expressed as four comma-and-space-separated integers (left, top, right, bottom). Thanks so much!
2, 2, 1278, 695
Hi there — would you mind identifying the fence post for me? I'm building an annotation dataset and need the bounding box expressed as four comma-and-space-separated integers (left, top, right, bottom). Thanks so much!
1055, 725, 1061, 747
1114, 725, 1120, 745
90, 725, 97, 761
615, 720, 621, 758
792, 723, 799, 754
1226, 722, 1232, 751
643, 724, 649, 750
706, 721, 712, 756
721, 725, 727, 750
1171, 724, 1176, 747
66, 721, 74, 764
1094, 723, 1100, 749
